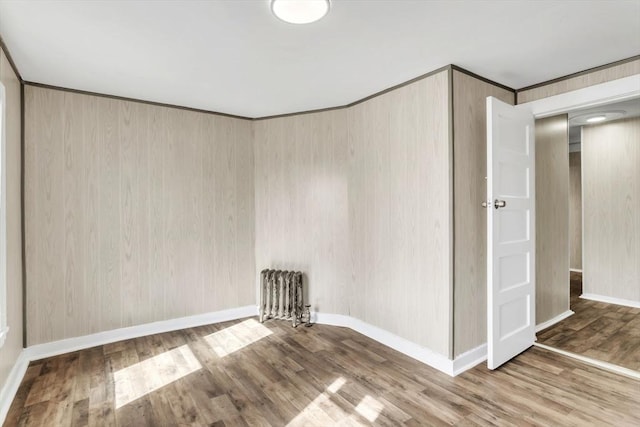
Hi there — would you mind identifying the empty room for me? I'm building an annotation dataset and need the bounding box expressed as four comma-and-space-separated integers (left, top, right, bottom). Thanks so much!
0, 1, 639, 425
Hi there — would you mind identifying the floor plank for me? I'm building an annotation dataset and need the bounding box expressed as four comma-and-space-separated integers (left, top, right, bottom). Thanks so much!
6, 316, 640, 426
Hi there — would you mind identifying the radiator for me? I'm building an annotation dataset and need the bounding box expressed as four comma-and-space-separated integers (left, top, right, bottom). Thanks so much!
259, 269, 304, 327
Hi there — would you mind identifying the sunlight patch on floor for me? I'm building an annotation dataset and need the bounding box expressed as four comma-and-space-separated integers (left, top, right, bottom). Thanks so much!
327, 377, 347, 393
355, 395, 384, 422
205, 318, 273, 357
114, 344, 202, 409
286, 376, 385, 425
286, 376, 348, 426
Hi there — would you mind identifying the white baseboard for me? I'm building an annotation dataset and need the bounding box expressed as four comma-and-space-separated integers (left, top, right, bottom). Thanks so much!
0, 305, 257, 425
314, 312, 486, 377
533, 343, 640, 380
569, 268, 582, 273
24, 305, 257, 362
535, 310, 575, 333
0, 350, 29, 424
452, 344, 487, 376
580, 293, 640, 309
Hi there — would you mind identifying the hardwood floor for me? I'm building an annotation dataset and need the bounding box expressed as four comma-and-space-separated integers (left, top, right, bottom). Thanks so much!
6, 317, 640, 426
538, 272, 640, 371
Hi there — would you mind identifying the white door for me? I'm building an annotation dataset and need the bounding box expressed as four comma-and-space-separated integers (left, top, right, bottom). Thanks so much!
486, 97, 535, 370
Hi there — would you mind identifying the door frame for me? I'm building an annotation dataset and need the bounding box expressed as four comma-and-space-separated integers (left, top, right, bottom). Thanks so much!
517, 75, 640, 118
513, 74, 640, 332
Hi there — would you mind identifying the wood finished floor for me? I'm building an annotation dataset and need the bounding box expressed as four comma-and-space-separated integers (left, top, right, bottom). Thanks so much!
6, 317, 640, 426
538, 272, 640, 371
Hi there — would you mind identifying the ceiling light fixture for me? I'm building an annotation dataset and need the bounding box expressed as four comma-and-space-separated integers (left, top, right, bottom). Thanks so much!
271, 0, 330, 24
571, 110, 626, 126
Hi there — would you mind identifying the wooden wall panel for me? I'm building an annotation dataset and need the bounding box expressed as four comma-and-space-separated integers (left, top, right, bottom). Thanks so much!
0, 49, 24, 393
254, 70, 452, 356
254, 110, 351, 317
25, 86, 255, 346
348, 71, 451, 355
517, 58, 640, 104
99, 96, 121, 332
451, 70, 515, 356
535, 115, 570, 324
83, 94, 102, 333
583, 117, 640, 302
63, 89, 85, 339
234, 119, 256, 307
569, 152, 582, 271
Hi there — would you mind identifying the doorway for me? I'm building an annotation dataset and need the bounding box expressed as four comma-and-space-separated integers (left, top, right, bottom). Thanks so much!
488, 74, 640, 371
534, 97, 640, 374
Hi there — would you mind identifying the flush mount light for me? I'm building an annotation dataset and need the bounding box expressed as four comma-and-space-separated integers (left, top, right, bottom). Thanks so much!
586, 115, 606, 123
271, 0, 330, 24
570, 110, 626, 126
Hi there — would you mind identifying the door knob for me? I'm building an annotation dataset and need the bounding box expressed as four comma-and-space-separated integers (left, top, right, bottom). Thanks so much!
481, 200, 490, 208
494, 199, 506, 209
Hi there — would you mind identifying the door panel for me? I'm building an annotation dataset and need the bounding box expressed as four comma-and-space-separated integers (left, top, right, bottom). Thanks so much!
487, 97, 536, 370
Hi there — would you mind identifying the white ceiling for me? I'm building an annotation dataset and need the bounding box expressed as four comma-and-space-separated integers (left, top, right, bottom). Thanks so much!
568, 98, 640, 144
1, 0, 639, 118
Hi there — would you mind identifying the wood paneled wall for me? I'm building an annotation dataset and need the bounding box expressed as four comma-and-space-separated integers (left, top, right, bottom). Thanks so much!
23, 58, 632, 357
254, 71, 452, 356
451, 71, 515, 357
24, 87, 255, 346
583, 117, 640, 303
569, 152, 582, 271
535, 115, 570, 324
253, 110, 350, 316
517, 58, 640, 104
0, 49, 24, 392
347, 71, 451, 355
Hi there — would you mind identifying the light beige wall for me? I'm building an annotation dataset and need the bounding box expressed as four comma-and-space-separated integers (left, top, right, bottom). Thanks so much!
253, 110, 350, 316
517, 58, 640, 104
24, 86, 255, 345
348, 71, 451, 355
569, 152, 582, 271
582, 117, 640, 302
451, 70, 515, 356
254, 71, 452, 356
0, 50, 24, 391
535, 115, 570, 324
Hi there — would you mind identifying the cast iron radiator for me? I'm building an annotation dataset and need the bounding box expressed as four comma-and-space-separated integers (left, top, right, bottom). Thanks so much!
259, 269, 304, 327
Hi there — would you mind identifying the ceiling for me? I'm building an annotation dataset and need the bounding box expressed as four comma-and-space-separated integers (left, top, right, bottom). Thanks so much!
568, 98, 640, 146
1, 0, 639, 118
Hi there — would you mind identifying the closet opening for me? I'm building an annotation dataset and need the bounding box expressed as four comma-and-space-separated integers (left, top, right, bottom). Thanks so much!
535, 97, 640, 375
